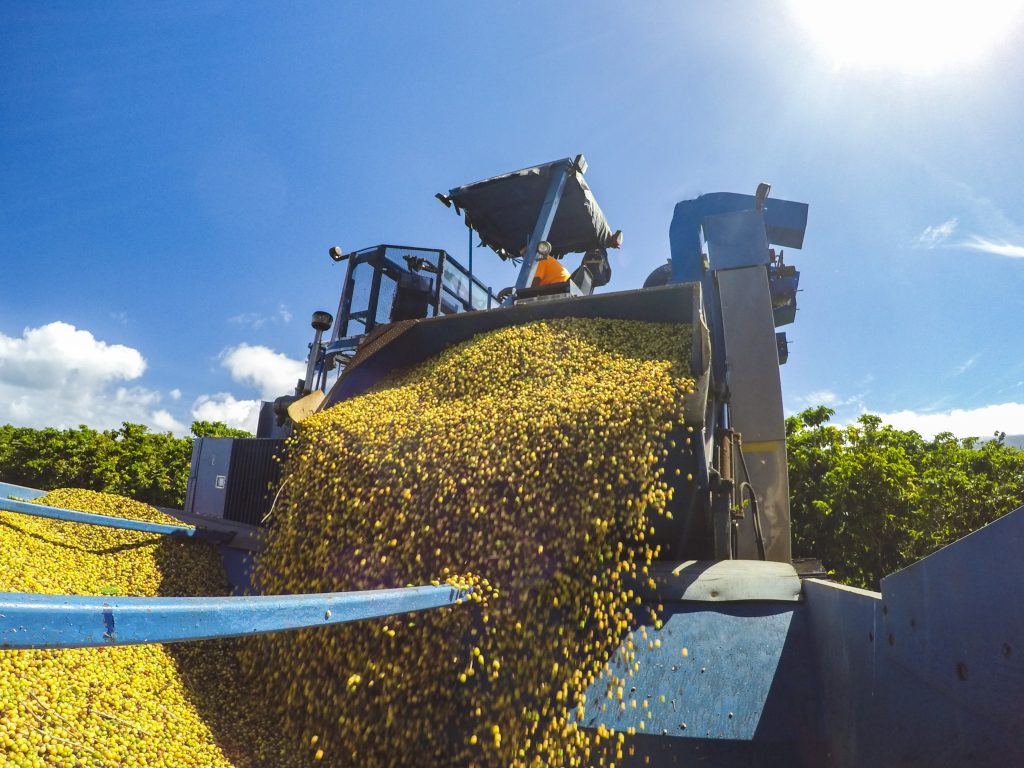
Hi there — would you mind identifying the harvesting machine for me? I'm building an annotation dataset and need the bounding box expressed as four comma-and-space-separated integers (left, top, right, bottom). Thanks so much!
3, 155, 1022, 766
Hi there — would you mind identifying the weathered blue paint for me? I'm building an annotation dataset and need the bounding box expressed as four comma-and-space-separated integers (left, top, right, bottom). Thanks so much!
0, 481, 47, 500
582, 601, 826, 765
701, 209, 771, 271
880, 506, 1024, 723
667, 192, 808, 394
801, 579, 880, 767
803, 503, 1024, 768
582, 509, 1024, 766
0, 495, 197, 537
220, 547, 258, 594
669, 192, 809, 284
0, 584, 471, 649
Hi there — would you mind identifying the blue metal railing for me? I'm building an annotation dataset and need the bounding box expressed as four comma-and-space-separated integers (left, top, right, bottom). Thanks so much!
0, 585, 471, 649
0, 481, 47, 500
0, 484, 474, 649
0, 495, 198, 537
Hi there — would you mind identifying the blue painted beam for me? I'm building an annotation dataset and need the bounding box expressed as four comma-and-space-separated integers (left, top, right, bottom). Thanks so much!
0, 482, 47, 500
0, 495, 197, 538
513, 158, 573, 294
0, 584, 471, 649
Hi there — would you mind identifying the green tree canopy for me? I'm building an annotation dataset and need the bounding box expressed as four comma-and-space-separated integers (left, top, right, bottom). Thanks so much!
3, 410, 1022, 589
0, 421, 251, 508
788, 407, 1024, 588
190, 420, 254, 439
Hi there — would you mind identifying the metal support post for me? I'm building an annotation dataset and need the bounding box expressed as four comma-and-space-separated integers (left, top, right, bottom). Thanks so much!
510, 159, 573, 299
712, 419, 737, 560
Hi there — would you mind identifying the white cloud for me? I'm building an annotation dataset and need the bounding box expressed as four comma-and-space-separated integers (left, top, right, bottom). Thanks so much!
0, 322, 180, 432
219, 343, 305, 400
959, 235, 1024, 259
229, 312, 261, 328
150, 409, 187, 434
187, 342, 304, 434
0, 324, 305, 437
911, 219, 1022, 257
229, 303, 293, 329
915, 217, 958, 248
0, 321, 145, 389
951, 354, 979, 376
191, 393, 262, 433
803, 389, 839, 406
792, 388, 866, 412
875, 402, 1024, 439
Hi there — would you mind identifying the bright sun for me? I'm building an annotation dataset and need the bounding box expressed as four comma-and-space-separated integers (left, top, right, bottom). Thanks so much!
788, 0, 1024, 74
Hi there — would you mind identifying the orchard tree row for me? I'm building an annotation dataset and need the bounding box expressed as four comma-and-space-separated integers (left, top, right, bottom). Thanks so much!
0, 421, 250, 509
2, 410, 1022, 588
788, 406, 1024, 588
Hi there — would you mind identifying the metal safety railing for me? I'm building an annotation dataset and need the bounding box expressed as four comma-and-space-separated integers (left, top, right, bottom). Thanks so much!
0, 585, 470, 649
0, 486, 472, 649
0, 495, 201, 538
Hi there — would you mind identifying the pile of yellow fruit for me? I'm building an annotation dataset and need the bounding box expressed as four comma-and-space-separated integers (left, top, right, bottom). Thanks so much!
248, 318, 694, 767
0, 489, 295, 767
0, 317, 694, 767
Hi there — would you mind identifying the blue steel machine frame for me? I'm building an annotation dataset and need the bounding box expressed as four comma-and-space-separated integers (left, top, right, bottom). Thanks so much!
2, 156, 1022, 766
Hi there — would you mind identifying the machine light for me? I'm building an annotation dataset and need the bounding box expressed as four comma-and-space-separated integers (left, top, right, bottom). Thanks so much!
537, 241, 553, 257
311, 311, 334, 332
755, 183, 771, 211
329, 246, 347, 262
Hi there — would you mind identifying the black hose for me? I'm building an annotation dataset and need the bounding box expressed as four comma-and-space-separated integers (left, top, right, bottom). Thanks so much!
739, 481, 766, 560
735, 442, 767, 561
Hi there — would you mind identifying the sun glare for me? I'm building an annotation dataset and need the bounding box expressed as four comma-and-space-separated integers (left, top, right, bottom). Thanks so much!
789, 0, 1024, 74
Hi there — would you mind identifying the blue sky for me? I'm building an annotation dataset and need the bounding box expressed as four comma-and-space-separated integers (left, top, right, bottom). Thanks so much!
3, 2, 1024, 437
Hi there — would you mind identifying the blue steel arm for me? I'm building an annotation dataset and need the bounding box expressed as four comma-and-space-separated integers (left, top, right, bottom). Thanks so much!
669, 192, 809, 283
0, 585, 472, 649
668, 192, 809, 389
511, 159, 573, 297
0, 495, 197, 537
0, 482, 47, 500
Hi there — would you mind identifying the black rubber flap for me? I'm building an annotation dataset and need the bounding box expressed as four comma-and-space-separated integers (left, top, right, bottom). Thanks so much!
448, 158, 614, 259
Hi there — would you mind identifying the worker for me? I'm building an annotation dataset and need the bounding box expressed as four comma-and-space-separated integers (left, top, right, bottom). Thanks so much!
532, 254, 570, 287
581, 246, 612, 287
